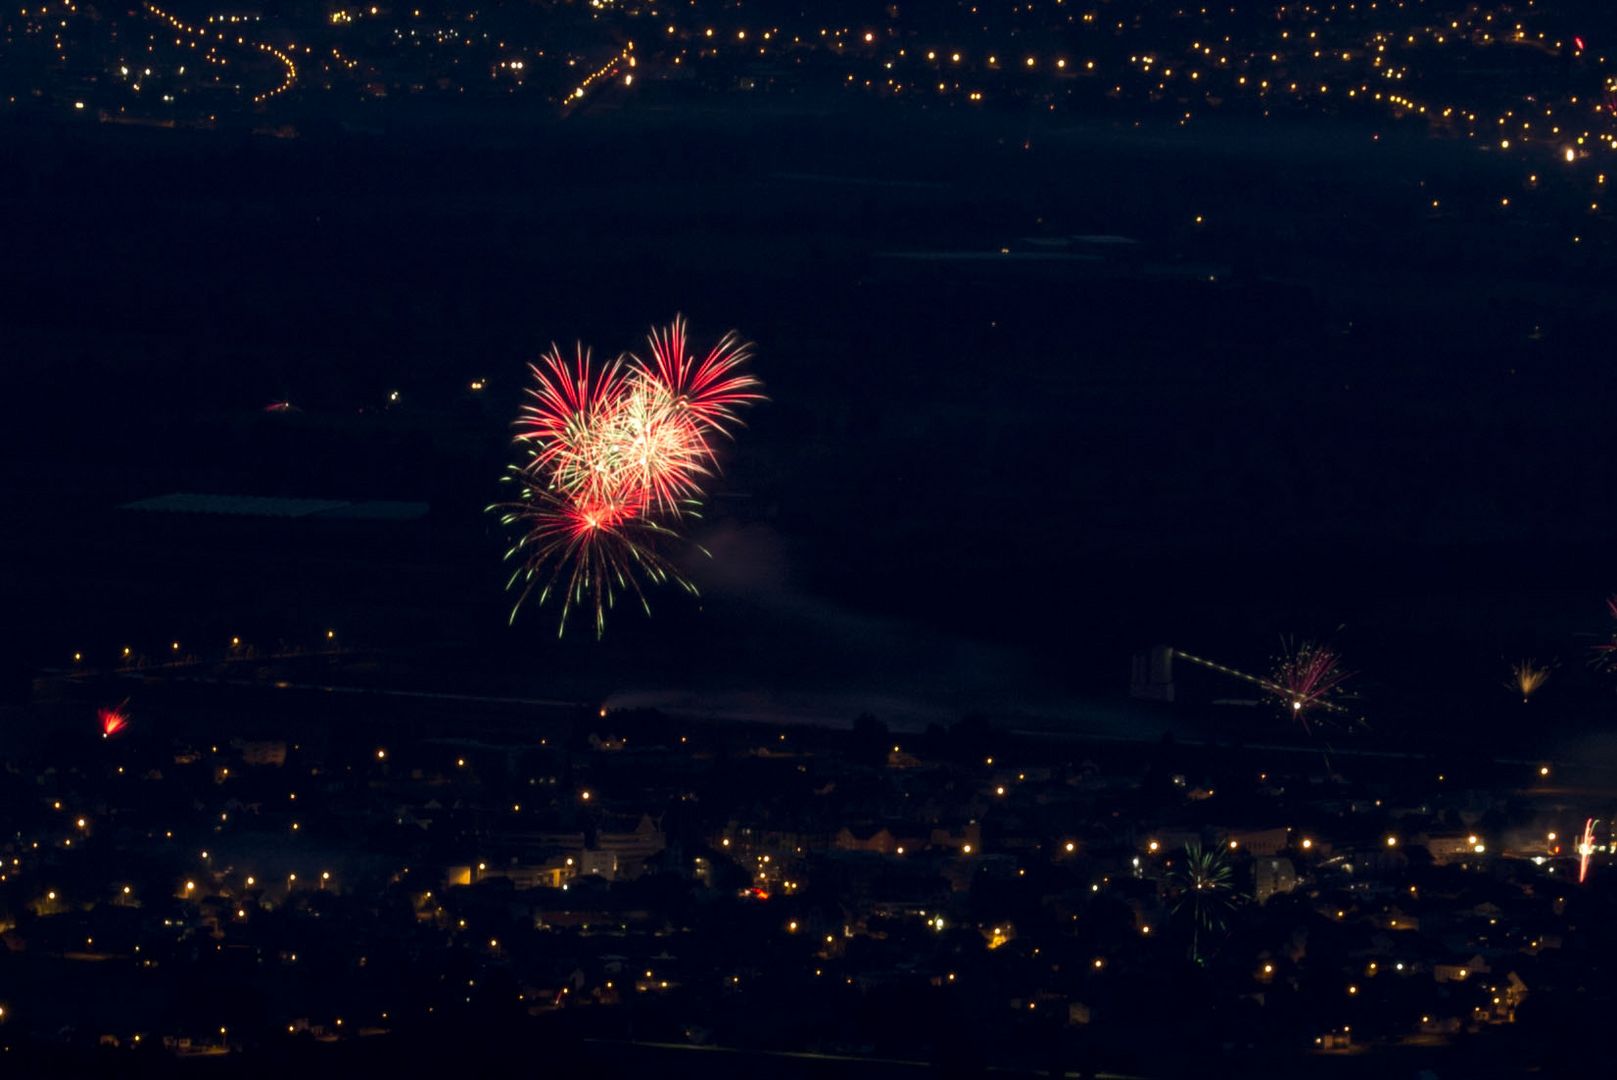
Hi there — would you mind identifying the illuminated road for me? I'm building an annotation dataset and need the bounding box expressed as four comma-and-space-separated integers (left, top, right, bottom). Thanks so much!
141, 2, 297, 105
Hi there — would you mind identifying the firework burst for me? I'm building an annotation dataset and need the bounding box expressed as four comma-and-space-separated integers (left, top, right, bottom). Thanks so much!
1170, 841, 1237, 962
516, 344, 641, 508
494, 317, 760, 637
99, 702, 130, 738
634, 314, 764, 443
495, 472, 695, 638
1508, 659, 1552, 703
1171, 842, 1235, 924
602, 375, 713, 515
1267, 640, 1350, 731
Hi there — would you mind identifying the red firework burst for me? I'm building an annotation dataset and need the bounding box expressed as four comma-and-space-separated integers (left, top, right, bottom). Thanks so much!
634, 315, 765, 443
516, 344, 636, 502
494, 317, 761, 636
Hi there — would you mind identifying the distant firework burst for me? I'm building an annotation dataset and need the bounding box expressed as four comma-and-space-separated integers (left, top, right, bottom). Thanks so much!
1170, 840, 1236, 964
1267, 640, 1350, 731
1170, 841, 1235, 931
494, 317, 761, 637
1508, 659, 1552, 703
99, 702, 129, 738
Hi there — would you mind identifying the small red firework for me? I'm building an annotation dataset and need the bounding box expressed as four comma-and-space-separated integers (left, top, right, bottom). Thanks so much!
99, 703, 130, 738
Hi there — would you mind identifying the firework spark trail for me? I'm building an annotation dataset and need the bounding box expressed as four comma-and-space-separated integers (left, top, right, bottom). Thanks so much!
635, 314, 765, 443
604, 375, 713, 515
1268, 641, 1351, 732
1509, 659, 1551, 702
99, 703, 129, 737
1579, 817, 1596, 883
1171, 840, 1236, 964
497, 474, 694, 638
516, 344, 642, 509
494, 317, 760, 637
